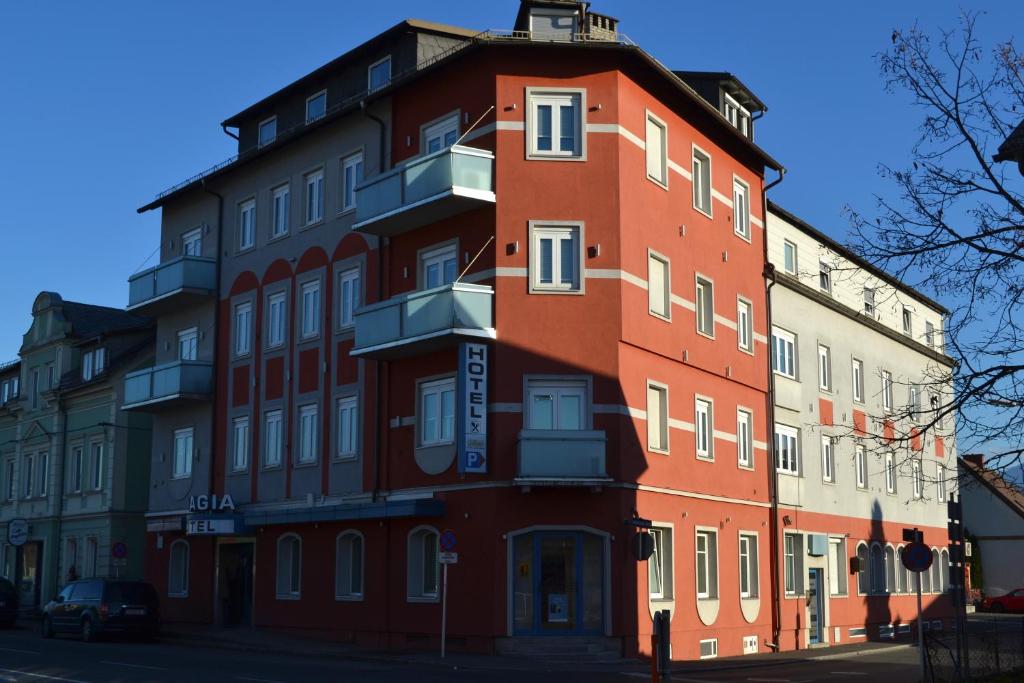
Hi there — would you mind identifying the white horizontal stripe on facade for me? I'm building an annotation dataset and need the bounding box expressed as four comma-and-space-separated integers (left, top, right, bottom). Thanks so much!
750, 214, 764, 229
593, 403, 646, 419
460, 267, 528, 284
587, 268, 648, 290
496, 120, 526, 132
753, 332, 768, 345
711, 188, 733, 209
670, 293, 696, 311
631, 483, 772, 509
668, 417, 695, 432
587, 122, 644, 150
753, 439, 768, 451
714, 314, 737, 331
489, 403, 523, 413
667, 159, 692, 181
713, 429, 736, 443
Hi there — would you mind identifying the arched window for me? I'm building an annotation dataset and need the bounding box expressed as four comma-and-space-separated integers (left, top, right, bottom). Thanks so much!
335, 531, 364, 600
276, 533, 302, 599
921, 551, 933, 593
931, 549, 942, 593
407, 526, 439, 601
940, 549, 951, 593
856, 543, 869, 595
869, 544, 884, 594
896, 546, 908, 594
884, 545, 896, 594
168, 540, 189, 597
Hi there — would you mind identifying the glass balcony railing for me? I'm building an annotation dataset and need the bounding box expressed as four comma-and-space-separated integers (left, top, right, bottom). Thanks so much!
517, 430, 609, 481
127, 256, 217, 316
351, 283, 494, 359
122, 361, 213, 411
353, 145, 495, 236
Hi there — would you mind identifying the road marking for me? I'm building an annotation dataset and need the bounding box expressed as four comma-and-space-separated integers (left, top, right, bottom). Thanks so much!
0, 669, 89, 683
235, 677, 287, 683
829, 674, 869, 677
747, 679, 793, 682
100, 660, 167, 671
0, 647, 40, 654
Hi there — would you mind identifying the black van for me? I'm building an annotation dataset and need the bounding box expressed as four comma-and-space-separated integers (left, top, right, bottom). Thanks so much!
0, 578, 17, 627
41, 579, 160, 642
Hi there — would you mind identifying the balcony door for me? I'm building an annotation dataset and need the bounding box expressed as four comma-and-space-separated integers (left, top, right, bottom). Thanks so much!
526, 381, 585, 430
420, 245, 457, 290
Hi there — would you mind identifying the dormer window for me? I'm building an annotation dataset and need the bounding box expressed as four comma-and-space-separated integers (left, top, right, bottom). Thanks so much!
368, 56, 391, 92
530, 8, 578, 40
306, 91, 326, 123
82, 348, 105, 381
258, 117, 277, 147
723, 93, 751, 137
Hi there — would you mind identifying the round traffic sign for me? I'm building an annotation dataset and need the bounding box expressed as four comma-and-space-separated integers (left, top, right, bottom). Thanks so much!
901, 541, 933, 572
111, 541, 128, 559
440, 529, 457, 552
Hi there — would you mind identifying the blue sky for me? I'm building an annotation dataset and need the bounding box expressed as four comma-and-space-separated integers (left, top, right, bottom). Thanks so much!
0, 0, 1021, 360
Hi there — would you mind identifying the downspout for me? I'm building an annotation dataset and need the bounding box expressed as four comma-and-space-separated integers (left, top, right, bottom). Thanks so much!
200, 179, 224, 502
221, 125, 239, 142
54, 391, 68, 591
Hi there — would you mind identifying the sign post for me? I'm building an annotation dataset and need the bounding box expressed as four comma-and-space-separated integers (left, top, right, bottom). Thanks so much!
902, 529, 933, 683
439, 530, 458, 658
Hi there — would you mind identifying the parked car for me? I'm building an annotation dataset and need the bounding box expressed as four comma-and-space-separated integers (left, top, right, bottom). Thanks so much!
0, 578, 17, 627
41, 579, 160, 642
981, 588, 1024, 613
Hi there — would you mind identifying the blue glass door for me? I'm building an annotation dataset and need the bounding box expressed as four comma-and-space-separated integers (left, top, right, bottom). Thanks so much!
513, 531, 604, 636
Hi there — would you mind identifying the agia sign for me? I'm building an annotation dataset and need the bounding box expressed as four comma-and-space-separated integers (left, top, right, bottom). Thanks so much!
188, 494, 235, 513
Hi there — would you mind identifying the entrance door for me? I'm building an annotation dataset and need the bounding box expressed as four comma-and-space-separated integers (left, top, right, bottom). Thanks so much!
16, 542, 42, 613
217, 543, 254, 627
513, 531, 604, 636
807, 568, 824, 645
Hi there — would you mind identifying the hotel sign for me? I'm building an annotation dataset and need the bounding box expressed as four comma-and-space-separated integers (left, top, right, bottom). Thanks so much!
457, 343, 488, 474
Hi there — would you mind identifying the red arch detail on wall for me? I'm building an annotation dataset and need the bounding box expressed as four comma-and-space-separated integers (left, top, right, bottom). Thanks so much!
263, 259, 293, 285
296, 247, 329, 274
229, 271, 259, 296
332, 232, 371, 262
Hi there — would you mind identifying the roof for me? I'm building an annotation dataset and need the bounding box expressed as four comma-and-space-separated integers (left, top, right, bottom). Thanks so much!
58, 334, 155, 394
673, 70, 767, 112
0, 360, 19, 374
59, 300, 152, 341
768, 200, 950, 315
993, 119, 1024, 163
960, 456, 1024, 521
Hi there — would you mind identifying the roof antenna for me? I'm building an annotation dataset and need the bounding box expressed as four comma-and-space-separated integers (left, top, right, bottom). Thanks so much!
454, 105, 496, 146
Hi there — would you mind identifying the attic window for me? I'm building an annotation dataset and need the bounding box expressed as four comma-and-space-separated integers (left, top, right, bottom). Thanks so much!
82, 348, 106, 382
306, 91, 326, 123
258, 117, 277, 147
723, 94, 751, 137
368, 56, 391, 92
530, 9, 578, 40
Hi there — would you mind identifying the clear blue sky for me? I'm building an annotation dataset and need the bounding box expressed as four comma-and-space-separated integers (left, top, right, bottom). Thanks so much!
0, 0, 1021, 360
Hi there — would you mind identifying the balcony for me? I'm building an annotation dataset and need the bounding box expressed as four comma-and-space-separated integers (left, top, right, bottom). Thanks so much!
516, 430, 610, 485
121, 361, 213, 412
351, 283, 494, 360
353, 145, 495, 236
127, 256, 217, 316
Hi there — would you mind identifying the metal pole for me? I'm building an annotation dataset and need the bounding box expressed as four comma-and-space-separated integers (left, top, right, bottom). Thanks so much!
917, 570, 926, 683
440, 562, 449, 659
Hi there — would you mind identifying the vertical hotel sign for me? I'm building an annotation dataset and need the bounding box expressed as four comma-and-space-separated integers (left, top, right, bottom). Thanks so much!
458, 343, 488, 473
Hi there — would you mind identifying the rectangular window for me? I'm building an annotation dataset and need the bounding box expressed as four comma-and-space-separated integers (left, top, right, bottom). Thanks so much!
912, 459, 923, 498
82, 351, 94, 381
528, 91, 582, 158
300, 280, 321, 339
423, 115, 459, 154
258, 117, 277, 147
775, 424, 799, 475
784, 533, 804, 594
648, 252, 670, 319
648, 527, 673, 600
298, 405, 318, 464
882, 371, 894, 411
772, 327, 796, 378
783, 240, 797, 274
526, 379, 586, 430
232, 416, 249, 472
828, 538, 848, 596
182, 227, 202, 256
234, 302, 252, 356
692, 147, 712, 215
695, 530, 718, 599
267, 293, 286, 348
341, 152, 364, 212
36, 453, 47, 497
856, 444, 868, 489
909, 385, 921, 421
421, 244, 458, 290
819, 261, 832, 294
817, 344, 832, 391
530, 9, 577, 38
89, 442, 103, 491
733, 178, 750, 239
264, 410, 283, 468
239, 199, 255, 250
821, 435, 834, 483
178, 327, 198, 361
902, 306, 913, 336
885, 452, 897, 494
420, 378, 456, 446
723, 93, 751, 135
22, 454, 32, 498
305, 90, 326, 122
4, 460, 14, 501
936, 463, 946, 502
737, 299, 753, 352
304, 169, 324, 225
852, 358, 865, 403
863, 288, 876, 317
368, 56, 391, 92
338, 268, 361, 328
337, 396, 358, 460
695, 276, 714, 337
173, 428, 193, 479
737, 409, 753, 468
531, 225, 580, 292
695, 398, 713, 460
93, 349, 105, 375
925, 321, 935, 347
646, 382, 669, 453
645, 113, 667, 185
70, 446, 83, 493
739, 533, 758, 598
272, 185, 290, 238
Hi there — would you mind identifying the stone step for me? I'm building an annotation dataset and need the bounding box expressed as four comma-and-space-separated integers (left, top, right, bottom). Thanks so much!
495, 636, 621, 658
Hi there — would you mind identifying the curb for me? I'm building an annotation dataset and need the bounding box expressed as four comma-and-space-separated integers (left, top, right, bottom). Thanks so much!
806, 642, 914, 661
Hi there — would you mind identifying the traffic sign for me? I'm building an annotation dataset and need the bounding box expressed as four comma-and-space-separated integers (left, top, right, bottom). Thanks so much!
440, 552, 458, 564
440, 529, 457, 552
111, 542, 128, 559
902, 542, 933, 573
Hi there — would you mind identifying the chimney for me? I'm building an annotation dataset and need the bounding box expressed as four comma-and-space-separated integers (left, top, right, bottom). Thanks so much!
963, 454, 985, 468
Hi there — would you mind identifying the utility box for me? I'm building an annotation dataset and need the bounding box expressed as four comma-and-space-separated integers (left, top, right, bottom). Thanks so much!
807, 533, 828, 557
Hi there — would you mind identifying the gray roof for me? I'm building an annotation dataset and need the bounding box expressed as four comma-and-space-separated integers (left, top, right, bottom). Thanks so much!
58, 299, 151, 341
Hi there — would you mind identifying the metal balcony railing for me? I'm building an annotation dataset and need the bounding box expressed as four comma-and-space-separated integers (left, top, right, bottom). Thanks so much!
122, 361, 213, 411
516, 430, 609, 481
127, 256, 217, 315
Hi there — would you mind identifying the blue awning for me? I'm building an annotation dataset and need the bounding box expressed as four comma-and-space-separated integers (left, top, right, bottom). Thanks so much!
243, 498, 444, 527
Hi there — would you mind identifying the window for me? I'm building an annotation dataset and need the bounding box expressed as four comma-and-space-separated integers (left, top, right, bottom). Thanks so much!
526, 379, 585, 430
902, 306, 913, 336
178, 327, 198, 361
182, 227, 202, 256
66, 538, 77, 579
909, 385, 921, 421
772, 328, 797, 378
852, 359, 865, 403
423, 115, 459, 154
828, 538, 848, 595
775, 424, 799, 475
529, 9, 577, 38
737, 409, 753, 468
817, 344, 832, 391
82, 351, 93, 381
925, 321, 935, 347
896, 547, 907, 594
298, 405, 318, 464
882, 371, 894, 411
420, 378, 456, 445
234, 302, 252, 356
784, 533, 803, 594
818, 261, 832, 294
36, 452, 47, 497
531, 224, 580, 292
300, 280, 321, 339
695, 276, 714, 337
885, 546, 897, 593
863, 288, 876, 317
335, 532, 364, 599
695, 398, 713, 460
22, 455, 33, 497
82, 348, 104, 381
528, 91, 582, 158
306, 90, 326, 122
267, 293, 286, 348
338, 268, 361, 328
885, 452, 897, 494
692, 147, 712, 215
421, 244, 458, 289
168, 540, 189, 597
645, 113, 667, 186
936, 463, 947, 502
912, 459, 923, 498
407, 527, 440, 600
276, 534, 301, 599
173, 428, 193, 479
264, 410, 283, 468
737, 299, 753, 352
70, 446, 83, 492
646, 382, 669, 453
855, 444, 868, 489
870, 544, 885, 594
238, 199, 255, 250
368, 56, 391, 92
856, 543, 870, 594
821, 435, 834, 483
341, 152, 363, 212
648, 252, 670, 319
723, 93, 751, 136
232, 416, 249, 472
89, 442, 103, 491
739, 533, 758, 598
304, 169, 324, 225
272, 185, 290, 238
783, 240, 797, 275
4, 460, 14, 501
258, 117, 276, 147
648, 527, 673, 600
695, 529, 718, 599
733, 179, 750, 238
337, 396, 358, 459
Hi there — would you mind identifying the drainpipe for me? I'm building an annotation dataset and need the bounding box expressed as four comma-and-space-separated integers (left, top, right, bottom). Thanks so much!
221, 125, 240, 142
200, 179, 224, 501
54, 391, 68, 595
762, 167, 785, 650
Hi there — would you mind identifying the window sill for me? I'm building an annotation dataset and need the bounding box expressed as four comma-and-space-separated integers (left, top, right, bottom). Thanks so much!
261, 464, 284, 472
738, 345, 755, 356
275, 594, 301, 601
734, 229, 752, 244
773, 371, 798, 381
529, 287, 584, 296
334, 454, 358, 463
648, 447, 670, 456
265, 343, 287, 353
338, 207, 356, 217
696, 455, 715, 463
294, 461, 318, 469
228, 468, 249, 476
298, 334, 322, 345
301, 219, 324, 231
407, 595, 440, 604
648, 310, 671, 323
696, 329, 716, 341
268, 232, 290, 245
171, 475, 192, 481
776, 470, 800, 477
647, 174, 669, 191
693, 204, 713, 220
737, 463, 755, 472
168, 593, 189, 599
335, 593, 364, 602
526, 153, 586, 163
237, 246, 256, 255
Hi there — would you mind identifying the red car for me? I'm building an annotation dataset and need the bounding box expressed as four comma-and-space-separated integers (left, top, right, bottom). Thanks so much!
981, 589, 1024, 613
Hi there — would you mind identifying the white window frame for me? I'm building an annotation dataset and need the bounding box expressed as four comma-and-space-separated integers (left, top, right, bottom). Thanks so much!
852, 358, 865, 403
276, 533, 302, 599
817, 344, 832, 392
821, 435, 834, 483
925, 321, 935, 348
368, 56, 391, 92
305, 90, 327, 123
784, 533, 803, 595
737, 297, 753, 353
882, 370, 894, 411
855, 444, 868, 489
234, 301, 252, 357
912, 459, 923, 498
775, 424, 799, 476
782, 239, 797, 275
264, 410, 283, 469
819, 261, 832, 294
420, 243, 458, 290
695, 528, 718, 600
692, 145, 712, 217
419, 377, 456, 447
936, 463, 947, 502
182, 227, 202, 256
530, 223, 582, 293
723, 92, 751, 135
422, 113, 460, 155
902, 306, 913, 336
828, 537, 848, 596
304, 169, 324, 225
82, 351, 94, 381
646, 381, 669, 454
341, 152, 363, 213
335, 531, 364, 600
648, 250, 671, 320
733, 177, 750, 239
526, 89, 585, 160
300, 280, 321, 340
695, 397, 713, 461
695, 275, 715, 338
238, 198, 256, 251
737, 408, 753, 469
648, 526, 673, 600
267, 292, 286, 349
739, 532, 758, 599
168, 540, 190, 598
407, 526, 440, 602
885, 452, 897, 494
232, 415, 249, 472
89, 441, 103, 491
172, 428, 193, 479
645, 111, 668, 187
258, 116, 277, 147
70, 446, 83, 493
337, 396, 358, 460
178, 327, 199, 361
338, 267, 361, 329
863, 288, 876, 317
525, 378, 588, 431
297, 404, 318, 465
772, 327, 796, 379
271, 184, 290, 238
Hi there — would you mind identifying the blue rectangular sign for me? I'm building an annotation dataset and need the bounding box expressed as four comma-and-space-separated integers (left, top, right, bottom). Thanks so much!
457, 343, 488, 474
